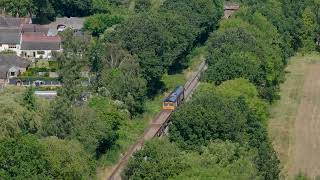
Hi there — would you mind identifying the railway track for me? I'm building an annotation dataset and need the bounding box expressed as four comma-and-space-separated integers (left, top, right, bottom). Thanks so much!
107, 61, 207, 180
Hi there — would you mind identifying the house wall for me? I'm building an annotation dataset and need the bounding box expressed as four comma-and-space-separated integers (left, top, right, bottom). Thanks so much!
20, 50, 57, 59
0, 79, 6, 85
0, 44, 20, 53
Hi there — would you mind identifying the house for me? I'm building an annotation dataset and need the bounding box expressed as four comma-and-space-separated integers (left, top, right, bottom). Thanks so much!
0, 29, 21, 54
0, 16, 62, 60
20, 34, 62, 59
0, 54, 31, 85
0, 17, 31, 54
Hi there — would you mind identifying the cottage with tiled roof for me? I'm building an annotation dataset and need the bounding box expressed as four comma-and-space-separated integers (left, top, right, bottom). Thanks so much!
0, 16, 63, 59
0, 54, 31, 85
20, 34, 62, 59
0, 16, 31, 54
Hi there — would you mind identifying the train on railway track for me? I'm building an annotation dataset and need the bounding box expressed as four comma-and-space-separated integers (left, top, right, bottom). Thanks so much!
163, 86, 185, 110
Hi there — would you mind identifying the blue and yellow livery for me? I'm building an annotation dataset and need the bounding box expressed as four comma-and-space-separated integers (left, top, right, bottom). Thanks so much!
163, 86, 185, 110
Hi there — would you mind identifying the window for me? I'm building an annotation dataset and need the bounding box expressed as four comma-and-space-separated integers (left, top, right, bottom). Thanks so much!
10, 72, 15, 76
9, 45, 16, 49
37, 51, 45, 55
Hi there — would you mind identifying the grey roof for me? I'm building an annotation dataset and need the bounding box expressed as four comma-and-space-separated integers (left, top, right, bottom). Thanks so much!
0, 55, 31, 68
0, 66, 8, 79
21, 24, 49, 34
21, 41, 61, 50
0, 16, 30, 28
0, 32, 20, 44
0, 55, 31, 79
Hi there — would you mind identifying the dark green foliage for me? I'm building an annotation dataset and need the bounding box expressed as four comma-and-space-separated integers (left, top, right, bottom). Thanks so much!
109, 12, 197, 95
71, 101, 124, 158
84, 14, 124, 36
49, 0, 92, 17
41, 137, 95, 179
0, 135, 51, 179
170, 81, 280, 179
88, 42, 147, 115
58, 30, 90, 102
42, 97, 74, 139
170, 92, 248, 150
205, 11, 285, 101
22, 87, 36, 111
124, 139, 261, 180
0, 135, 95, 179
106, 0, 223, 95
134, 0, 151, 12
123, 139, 188, 180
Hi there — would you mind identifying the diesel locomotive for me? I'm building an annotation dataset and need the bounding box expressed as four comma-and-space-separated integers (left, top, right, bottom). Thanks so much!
162, 86, 185, 110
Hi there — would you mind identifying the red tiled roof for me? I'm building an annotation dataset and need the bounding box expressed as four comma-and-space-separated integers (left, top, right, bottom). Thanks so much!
22, 34, 61, 42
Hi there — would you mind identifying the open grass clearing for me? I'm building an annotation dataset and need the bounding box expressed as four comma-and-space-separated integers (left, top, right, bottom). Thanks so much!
268, 53, 320, 179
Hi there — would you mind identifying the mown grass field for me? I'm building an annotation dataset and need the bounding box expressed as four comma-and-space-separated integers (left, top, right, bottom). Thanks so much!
268, 53, 320, 179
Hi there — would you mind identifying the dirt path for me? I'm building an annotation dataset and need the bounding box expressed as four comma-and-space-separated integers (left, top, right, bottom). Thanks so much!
290, 64, 320, 178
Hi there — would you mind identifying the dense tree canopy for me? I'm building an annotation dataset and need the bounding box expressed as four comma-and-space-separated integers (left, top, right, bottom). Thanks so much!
169, 80, 279, 179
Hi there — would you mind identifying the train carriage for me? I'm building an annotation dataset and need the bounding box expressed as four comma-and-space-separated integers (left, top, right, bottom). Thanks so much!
163, 86, 185, 110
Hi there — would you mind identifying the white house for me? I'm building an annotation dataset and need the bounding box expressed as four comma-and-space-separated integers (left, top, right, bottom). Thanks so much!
20, 34, 62, 59
0, 16, 62, 59
0, 17, 30, 53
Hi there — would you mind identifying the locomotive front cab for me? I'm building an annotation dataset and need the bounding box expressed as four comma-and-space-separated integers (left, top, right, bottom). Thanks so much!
163, 101, 176, 110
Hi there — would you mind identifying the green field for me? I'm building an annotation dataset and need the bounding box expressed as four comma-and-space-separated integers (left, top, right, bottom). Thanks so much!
268, 53, 320, 179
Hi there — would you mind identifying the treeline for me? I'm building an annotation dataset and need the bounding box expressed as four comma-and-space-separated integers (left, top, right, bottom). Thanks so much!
124, 0, 320, 180
0, 0, 131, 23
204, 0, 320, 101
0, 0, 224, 179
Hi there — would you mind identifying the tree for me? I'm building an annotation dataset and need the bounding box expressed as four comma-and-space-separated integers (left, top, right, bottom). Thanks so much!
0, 0, 34, 17
205, 13, 285, 101
124, 139, 261, 180
58, 30, 91, 102
84, 14, 123, 36
42, 97, 74, 139
41, 137, 95, 179
123, 139, 188, 180
49, 0, 92, 17
170, 91, 249, 150
300, 7, 317, 53
171, 141, 260, 180
108, 12, 196, 95
134, 0, 151, 12
0, 135, 52, 179
22, 86, 36, 111
0, 97, 27, 138
170, 81, 280, 179
32, 0, 55, 24
71, 102, 124, 158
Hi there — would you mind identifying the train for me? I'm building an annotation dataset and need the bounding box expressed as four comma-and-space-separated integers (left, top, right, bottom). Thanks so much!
163, 86, 185, 110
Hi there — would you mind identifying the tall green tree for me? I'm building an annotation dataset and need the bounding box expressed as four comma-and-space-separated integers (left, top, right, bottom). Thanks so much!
42, 97, 74, 139
0, 135, 52, 179
0, 0, 34, 17
300, 7, 317, 53
41, 137, 95, 179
